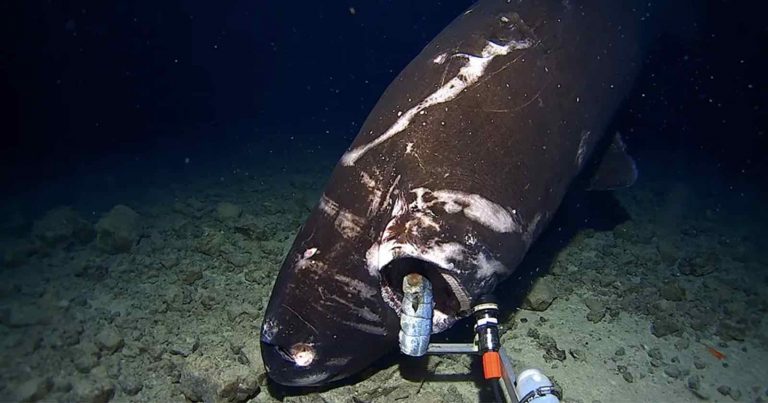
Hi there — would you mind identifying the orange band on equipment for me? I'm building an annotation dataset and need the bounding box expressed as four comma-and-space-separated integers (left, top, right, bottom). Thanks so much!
482, 351, 502, 379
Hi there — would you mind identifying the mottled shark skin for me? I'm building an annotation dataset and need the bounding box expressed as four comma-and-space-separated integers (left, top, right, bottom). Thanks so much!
262, 0, 654, 386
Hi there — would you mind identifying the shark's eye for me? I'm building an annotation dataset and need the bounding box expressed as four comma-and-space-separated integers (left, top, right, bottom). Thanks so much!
274, 345, 294, 362
290, 343, 315, 367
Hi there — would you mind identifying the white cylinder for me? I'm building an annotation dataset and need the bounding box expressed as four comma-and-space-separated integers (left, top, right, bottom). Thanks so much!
516, 369, 560, 403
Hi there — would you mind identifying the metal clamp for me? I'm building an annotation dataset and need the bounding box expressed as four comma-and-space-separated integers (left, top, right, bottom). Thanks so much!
397, 279, 560, 403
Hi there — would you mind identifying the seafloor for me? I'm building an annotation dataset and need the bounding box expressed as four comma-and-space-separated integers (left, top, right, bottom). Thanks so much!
0, 137, 766, 403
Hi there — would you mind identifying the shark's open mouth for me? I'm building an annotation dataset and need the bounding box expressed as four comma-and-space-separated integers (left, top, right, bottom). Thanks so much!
378, 256, 471, 333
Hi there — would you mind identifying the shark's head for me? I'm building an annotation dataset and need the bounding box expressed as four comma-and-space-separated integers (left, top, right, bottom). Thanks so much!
259, 219, 402, 386
260, 205, 477, 387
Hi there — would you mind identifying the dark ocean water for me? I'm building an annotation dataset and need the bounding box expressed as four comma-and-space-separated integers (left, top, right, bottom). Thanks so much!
0, 1, 766, 402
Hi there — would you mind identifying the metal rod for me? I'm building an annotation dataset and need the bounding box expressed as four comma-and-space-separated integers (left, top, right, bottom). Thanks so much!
427, 343, 479, 354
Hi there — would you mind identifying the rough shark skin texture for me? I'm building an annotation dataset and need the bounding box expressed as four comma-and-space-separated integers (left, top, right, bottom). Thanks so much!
261, 0, 654, 386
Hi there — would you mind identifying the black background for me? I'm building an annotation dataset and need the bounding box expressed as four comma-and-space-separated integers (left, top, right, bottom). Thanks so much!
1, 0, 765, 195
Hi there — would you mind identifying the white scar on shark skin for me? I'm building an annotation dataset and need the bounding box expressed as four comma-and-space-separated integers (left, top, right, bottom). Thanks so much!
340, 319, 388, 335
412, 188, 522, 233
380, 175, 401, 213
340, 38, 534, 166
576, 129, 592, 167
360, 171, 386, 217
318, 194, 366, 239
322, 295, 381, 322
290, 372, 331, 386
333, 274, 378, 298
318, 194, 339, 216
522, 212, 544, 246
334, 210, 365, 239
474, 251, 508, 278
261, 319, 279, 343
360, 171, 376, 188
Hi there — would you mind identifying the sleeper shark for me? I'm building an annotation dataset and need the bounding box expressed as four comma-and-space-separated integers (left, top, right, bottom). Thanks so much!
261, 0, 656, 386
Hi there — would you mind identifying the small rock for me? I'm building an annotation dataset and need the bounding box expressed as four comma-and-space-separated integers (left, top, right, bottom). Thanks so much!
717, 385, 731, 396
180, 357, 260, 402
75, 259, 110, 281
687, 375, 701, 391
243, 265, 271, 285
722, 302, 745, 316
224, 252, 251, 268
622, 371, 634, 383
95, 205, 140, 254
169, 337, 200, 357
2, 240, 38, 267
651, 317, 681, 337
232, 215, 274, 241
522, 277, 558, 311
657, 241, 679, 265
193, 231, 226, 257
647, 347, 663, 361
14, 376, 53, 402
95, 326, 124, 354
179, 265, 204, 285
664, 365, 681, 379
159, 254, 180, 269
0, 305, 49, 327
440, 385, 466, 403
674, 338, 691, 350
569, 349, 586, 362
226, 303, 261, 323
72, 378, 115, 403
53, 378, 72, 393
615, 347, 626, 356
539, 335, 566, 362
660, 282, 686, 301
717, 319, 748, 341
679, 253, 719, 276
118, 377, 143, 396
216, 202, 243, 221
31, 206, 94, 246
74, 353, 99, 374
584, 298, 606, 323
173, 198, 207, 218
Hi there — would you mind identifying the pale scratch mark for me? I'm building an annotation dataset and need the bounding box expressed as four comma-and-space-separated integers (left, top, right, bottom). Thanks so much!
484, 52, 529, 83
339, 320, 388, 335
340, 38, 533, 166
436, 44, 465, 87
283, 304, 318, 334
444, 53, 527, 107
477, 80, 549, 114
476, 34, 547, 87
510, 87, 544, 111
318, 287, 327, 301
450, 49, 537, 106
380, 174, 402, 213
334, 210, 365, 239
406, 145, 427, 172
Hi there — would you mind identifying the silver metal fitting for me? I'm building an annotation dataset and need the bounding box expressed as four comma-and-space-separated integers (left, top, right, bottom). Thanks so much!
399, 273, 434, 356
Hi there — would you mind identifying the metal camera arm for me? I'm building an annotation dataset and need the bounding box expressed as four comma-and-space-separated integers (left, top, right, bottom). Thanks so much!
399, 275, 561, 403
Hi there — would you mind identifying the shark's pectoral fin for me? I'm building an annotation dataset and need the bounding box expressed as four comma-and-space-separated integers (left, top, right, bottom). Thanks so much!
587, 133, 638, 191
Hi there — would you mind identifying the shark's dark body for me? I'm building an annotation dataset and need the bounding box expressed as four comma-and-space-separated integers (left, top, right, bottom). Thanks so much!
262, 0, 653, 386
